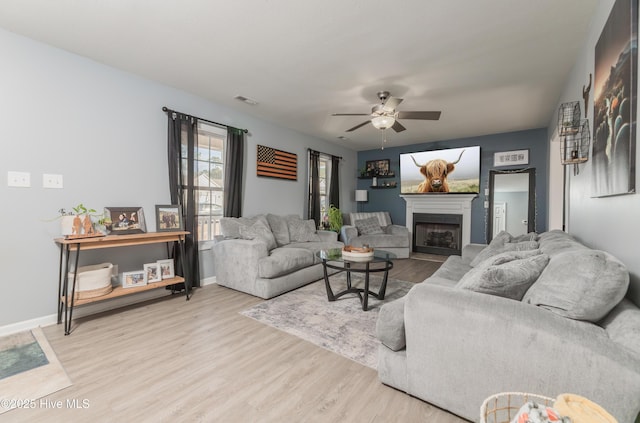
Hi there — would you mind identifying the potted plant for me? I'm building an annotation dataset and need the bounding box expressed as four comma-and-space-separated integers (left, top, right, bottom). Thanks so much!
327, 205, 343, 233
57, 203, 103, 236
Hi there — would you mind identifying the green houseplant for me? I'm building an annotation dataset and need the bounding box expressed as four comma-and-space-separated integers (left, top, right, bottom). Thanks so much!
327, 205, 342, 233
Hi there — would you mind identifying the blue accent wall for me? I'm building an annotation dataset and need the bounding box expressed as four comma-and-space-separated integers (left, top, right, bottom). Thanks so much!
357, 128, 548, 243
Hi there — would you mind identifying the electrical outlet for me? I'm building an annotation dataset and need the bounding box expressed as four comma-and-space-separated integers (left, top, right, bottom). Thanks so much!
484, 201, 489, 209
7, 171, 31, 187
43, 173, 63, 189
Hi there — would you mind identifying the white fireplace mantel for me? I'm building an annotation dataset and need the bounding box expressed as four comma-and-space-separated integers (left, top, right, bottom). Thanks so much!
401, 194, 478, 250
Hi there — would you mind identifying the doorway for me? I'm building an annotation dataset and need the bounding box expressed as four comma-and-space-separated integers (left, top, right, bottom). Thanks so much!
487, 168, 535, 243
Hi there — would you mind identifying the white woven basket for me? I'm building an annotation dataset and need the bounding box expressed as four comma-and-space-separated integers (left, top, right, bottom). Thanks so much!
480, 392, 555, 423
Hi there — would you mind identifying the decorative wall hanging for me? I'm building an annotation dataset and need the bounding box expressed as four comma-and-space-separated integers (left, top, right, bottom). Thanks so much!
494, 149, 529, 167
557, 101, 590, 175
592, 0, 637, 197
256, 145, 297, 180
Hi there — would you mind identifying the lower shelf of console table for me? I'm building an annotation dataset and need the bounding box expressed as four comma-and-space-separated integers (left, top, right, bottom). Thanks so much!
61, 276, 186, 306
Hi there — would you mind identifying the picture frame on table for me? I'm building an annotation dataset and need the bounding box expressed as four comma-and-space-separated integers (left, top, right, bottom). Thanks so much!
157, 259, 175, 279
155, 204, 183, 232
104, 207, 146, 235
143, 262, 162, 283
121, 270, 147, 289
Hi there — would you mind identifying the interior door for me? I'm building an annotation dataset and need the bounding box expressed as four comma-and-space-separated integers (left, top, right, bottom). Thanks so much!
492, 202, 506, 237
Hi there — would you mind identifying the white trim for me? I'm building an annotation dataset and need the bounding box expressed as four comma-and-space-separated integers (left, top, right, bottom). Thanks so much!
0, 315, 57, 337
200, 276, 217, 286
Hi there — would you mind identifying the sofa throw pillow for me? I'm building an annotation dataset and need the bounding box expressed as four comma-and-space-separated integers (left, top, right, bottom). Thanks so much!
239, 220, 277, 250
457, 251, 549, 300
522, 249, 629, 322
288, 218, 321, 242
354, 217, 384, 235
470, 239, 539, 267
266, 214, 292, 246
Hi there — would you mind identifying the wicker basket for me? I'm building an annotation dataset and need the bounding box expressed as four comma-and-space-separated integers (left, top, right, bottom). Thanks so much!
480, 392, 555, 423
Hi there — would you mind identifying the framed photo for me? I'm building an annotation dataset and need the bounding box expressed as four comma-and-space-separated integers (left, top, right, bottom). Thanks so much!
122, 270, 147, 289
143, 262, 162, 283
157, 259, 175, 279
494, 149, 529, 167
155, 205, 183, 232
104, 207, 146, 235
365, 159, 391, 176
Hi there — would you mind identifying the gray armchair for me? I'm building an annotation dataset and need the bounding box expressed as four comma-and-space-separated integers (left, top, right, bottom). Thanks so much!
340, 212, 410, 258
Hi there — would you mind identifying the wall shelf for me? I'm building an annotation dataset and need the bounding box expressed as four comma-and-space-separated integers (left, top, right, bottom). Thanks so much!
370, 185, 397, 189
358, 173, 395, 179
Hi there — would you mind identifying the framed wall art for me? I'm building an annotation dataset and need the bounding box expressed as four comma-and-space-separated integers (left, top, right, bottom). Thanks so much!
104, 207, 146, 235
155, 204, 183, 232
365, 159, 391, 176
256, 145, 297, 180
592, 0, 637, 197
494, 150, 529, 167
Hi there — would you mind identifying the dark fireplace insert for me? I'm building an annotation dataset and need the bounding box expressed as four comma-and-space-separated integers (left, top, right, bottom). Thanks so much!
413, 213, 462, 256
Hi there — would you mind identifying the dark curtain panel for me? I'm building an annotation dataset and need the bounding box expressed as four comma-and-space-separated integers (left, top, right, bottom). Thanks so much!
308, 150, 321, 226
167, 113, 200, 288
224, 128, 244, 217
329, 155, 340, 208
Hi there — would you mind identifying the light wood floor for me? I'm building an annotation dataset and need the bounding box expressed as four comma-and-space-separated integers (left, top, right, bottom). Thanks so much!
15, 257, 467, 423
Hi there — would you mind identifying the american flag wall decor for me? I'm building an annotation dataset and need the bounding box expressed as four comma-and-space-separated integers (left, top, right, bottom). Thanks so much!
256, 145, 297, 180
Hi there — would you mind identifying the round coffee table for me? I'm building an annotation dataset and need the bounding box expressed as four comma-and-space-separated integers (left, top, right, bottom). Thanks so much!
316, 248, 395, 311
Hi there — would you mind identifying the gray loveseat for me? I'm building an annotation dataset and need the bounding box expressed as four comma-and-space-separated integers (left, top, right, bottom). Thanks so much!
213, 214, 343, 299
340, 212, 410, 258
376, 230, 640, 422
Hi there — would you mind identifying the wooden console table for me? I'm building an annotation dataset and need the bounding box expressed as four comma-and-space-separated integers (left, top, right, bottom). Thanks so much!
55, 231, 191, 335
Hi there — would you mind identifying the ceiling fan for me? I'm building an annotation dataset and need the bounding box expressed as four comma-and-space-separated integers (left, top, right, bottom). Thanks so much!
332, 91, 441, 133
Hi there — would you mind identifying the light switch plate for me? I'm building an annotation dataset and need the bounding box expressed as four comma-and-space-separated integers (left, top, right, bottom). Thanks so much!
43, 173, 63, 189
7, 171, 31, 187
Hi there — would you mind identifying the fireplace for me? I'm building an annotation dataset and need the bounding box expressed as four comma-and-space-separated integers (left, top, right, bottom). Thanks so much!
401, 194, 477, 255
413, 213, 462, 255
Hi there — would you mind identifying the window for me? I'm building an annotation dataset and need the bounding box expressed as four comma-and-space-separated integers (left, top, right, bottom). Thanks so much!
182, 122, 227, 242
318, 155, 332, 214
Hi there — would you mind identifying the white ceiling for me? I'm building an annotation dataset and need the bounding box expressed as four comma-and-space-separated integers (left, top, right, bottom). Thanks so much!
0, 0, 598, 151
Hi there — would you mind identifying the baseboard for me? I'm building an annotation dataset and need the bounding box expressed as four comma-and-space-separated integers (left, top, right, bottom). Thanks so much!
0, 315, 58, 337
200, 276, 217, 286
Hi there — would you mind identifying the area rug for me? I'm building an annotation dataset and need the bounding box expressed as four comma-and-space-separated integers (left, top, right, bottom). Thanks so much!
0, 327, 72, 414
241, 274, 415, 369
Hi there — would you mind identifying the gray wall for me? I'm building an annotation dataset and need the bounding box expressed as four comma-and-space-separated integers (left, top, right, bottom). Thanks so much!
357, 129, 549, 243
549, 0, 640, 306
0, 28, 356, 328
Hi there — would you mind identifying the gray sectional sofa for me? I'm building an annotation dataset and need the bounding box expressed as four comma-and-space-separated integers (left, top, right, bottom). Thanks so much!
376, 230, 640, 422
213, 214, 343, 299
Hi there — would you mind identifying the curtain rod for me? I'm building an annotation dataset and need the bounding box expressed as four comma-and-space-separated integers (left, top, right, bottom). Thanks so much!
162, 106, 248, 134
308, 148, 343, 160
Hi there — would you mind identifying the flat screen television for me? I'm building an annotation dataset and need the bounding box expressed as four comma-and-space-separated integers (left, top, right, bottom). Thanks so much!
399, 146, 480, 194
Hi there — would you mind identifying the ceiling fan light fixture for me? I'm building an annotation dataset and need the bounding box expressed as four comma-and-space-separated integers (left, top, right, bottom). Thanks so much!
371, 115, 395, 130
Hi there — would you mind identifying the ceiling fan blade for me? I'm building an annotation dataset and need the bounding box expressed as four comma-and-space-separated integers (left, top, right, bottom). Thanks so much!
382, 96, 403, 112
346, 120, 371, 132
391, 120, 406, 133
397, 111, 441, 120
331, 113, 370, 116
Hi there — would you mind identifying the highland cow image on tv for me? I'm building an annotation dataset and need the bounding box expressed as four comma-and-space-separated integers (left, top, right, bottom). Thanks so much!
399, 146, 480, 194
